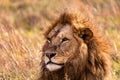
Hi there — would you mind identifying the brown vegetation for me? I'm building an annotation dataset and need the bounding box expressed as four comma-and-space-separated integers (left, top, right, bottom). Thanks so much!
0, 0, 120, 80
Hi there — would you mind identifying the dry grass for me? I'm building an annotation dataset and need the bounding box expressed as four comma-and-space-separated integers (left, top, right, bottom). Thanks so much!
0, 23, 43, 80
0, 0, 120, 80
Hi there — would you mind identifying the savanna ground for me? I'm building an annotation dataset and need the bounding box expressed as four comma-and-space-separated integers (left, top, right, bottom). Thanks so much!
0, 0, 120, 80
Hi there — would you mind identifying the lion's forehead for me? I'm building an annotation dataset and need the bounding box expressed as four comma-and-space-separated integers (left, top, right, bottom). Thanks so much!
48, 24, 73, 39
58, 25, 73, 37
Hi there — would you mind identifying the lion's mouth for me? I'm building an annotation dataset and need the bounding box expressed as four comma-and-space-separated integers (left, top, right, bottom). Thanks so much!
46, 61, 64, 66
45, 61, 64, 71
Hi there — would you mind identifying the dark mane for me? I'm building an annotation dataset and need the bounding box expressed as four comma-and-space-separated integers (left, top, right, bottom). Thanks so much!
40, 11, 112, 80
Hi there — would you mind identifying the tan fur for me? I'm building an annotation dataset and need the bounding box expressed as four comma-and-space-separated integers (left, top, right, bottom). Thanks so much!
39, 12, 112, 80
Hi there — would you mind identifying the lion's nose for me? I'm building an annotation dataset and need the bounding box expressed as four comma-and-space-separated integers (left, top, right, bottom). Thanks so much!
46, 53, 56, 59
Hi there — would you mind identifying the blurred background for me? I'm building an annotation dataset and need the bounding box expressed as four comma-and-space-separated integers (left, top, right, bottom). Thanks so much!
0, 0, 120, 80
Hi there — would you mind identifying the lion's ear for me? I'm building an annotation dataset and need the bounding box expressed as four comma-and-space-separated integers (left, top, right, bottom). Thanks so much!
79, 28, 93, 43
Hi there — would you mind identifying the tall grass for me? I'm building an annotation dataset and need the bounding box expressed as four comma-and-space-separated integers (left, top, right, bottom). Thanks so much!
0, 23, 43, 79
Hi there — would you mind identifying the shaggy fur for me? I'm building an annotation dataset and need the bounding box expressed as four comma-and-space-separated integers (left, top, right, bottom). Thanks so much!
39, 12, 112, 80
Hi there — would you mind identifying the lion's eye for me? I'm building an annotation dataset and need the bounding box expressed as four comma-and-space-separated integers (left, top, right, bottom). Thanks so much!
62, 37, 69, 42
47, 37, 51, 43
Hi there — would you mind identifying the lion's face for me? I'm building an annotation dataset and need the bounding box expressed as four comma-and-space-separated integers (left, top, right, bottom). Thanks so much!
42, 24, 91, 71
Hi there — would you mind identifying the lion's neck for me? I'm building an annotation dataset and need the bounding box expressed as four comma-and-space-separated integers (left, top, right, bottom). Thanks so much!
41, 68, 65, 80
64, 63, 85, 80
65, 68, 103, 80
41, 67, 103, 80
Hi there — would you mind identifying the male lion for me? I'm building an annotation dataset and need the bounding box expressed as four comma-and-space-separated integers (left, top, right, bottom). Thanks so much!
39, 12, 112, 80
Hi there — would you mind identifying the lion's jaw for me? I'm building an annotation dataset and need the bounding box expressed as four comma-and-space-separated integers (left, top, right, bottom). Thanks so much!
44, 56, 65, 71
46, 63, 63, 71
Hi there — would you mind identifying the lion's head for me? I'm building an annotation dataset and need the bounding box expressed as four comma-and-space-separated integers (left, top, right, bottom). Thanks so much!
40, 12, 111, 80
42, 13, 93, 72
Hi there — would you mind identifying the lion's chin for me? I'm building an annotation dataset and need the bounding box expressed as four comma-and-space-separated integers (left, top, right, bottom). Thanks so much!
46, 63, 63, 71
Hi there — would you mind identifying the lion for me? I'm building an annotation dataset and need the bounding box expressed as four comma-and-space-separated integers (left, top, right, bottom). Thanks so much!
39, 12, 112, 80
